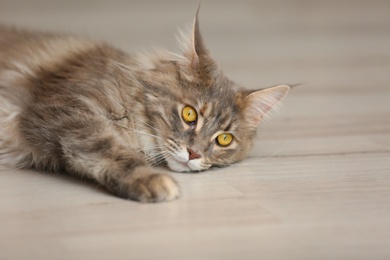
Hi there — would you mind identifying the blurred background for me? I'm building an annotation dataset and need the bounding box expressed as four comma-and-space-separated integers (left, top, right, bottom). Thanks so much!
2, 0, 389, 91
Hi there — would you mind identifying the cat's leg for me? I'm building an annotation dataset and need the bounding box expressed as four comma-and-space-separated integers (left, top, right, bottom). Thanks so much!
21, 108, 180, 202
59, 122, 180, 202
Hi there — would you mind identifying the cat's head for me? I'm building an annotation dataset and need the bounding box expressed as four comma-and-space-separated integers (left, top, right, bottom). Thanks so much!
136, 11, 290, 172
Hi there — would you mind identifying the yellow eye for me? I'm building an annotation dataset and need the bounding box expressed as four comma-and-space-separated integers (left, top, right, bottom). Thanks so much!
217, 133, 233, 147
182, 106, 197, 124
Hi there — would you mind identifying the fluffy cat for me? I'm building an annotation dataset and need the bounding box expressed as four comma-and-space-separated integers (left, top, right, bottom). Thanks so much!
0, 12, 290, 202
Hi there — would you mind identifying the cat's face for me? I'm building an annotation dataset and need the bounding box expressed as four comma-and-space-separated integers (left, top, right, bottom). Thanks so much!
142, 73, 253, 172
136, 12, 289, 172
140, 64, 289, 173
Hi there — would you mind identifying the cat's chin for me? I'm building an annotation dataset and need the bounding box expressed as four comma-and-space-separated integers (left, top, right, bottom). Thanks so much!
166, 158, 192, 172
166, 158, 205, 173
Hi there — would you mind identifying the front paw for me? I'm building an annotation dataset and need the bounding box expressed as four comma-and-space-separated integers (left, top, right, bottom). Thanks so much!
103, 167, 180, 202
129, 173, 181, 203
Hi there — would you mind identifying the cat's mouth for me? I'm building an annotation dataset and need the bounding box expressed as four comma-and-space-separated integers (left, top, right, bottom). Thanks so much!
166, 157, 192, 172
162, 139, 207, 172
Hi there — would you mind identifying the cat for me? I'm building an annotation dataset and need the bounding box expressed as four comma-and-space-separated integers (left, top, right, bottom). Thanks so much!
0, 11, 290, 203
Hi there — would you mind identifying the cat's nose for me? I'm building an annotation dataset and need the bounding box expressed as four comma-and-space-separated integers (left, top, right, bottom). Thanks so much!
187, 148, 201, 160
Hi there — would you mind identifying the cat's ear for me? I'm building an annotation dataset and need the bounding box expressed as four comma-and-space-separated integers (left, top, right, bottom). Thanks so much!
243, 85, 290, 126
178, 7, 216, 77
188, 6, 208, 69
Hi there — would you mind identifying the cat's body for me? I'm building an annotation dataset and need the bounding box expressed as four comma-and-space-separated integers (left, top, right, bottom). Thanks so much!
0, 14, 290, 202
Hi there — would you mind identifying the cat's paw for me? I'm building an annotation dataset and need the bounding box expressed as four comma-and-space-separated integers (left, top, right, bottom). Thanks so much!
128, 172, 181, 203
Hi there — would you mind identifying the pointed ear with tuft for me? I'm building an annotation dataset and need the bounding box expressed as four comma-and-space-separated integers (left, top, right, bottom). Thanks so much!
189, 6, 208, 69
178, 7, 216, 78
244, 85, 290, 127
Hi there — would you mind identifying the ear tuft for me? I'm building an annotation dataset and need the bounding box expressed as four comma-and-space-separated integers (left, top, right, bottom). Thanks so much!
191, 5, 208, 64
244, 85, 290, 126
176, 6, 214, 76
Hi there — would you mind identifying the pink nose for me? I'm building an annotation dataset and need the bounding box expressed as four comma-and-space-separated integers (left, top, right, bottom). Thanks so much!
187, 148, 201, 160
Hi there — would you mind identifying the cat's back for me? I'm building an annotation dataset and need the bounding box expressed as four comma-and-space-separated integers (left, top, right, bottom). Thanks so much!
0, 25, 98, 75
0, 25, 120, 169
0, 25, 100, 123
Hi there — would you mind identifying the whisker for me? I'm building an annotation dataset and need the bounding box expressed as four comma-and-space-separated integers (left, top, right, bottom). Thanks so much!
150, 156, 169, 166
144, 151, 171, 166
144, 150, 170, 160
137, 146, 165, 152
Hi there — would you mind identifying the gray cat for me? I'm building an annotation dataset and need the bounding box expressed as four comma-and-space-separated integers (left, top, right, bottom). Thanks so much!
0, 12, 290, 202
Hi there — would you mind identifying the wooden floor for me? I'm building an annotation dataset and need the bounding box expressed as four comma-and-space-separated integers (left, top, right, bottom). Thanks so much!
1, 0, 390, 259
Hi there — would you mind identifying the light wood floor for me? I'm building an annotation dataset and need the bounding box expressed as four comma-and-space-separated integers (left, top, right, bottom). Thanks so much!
1, 0, 390, 259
